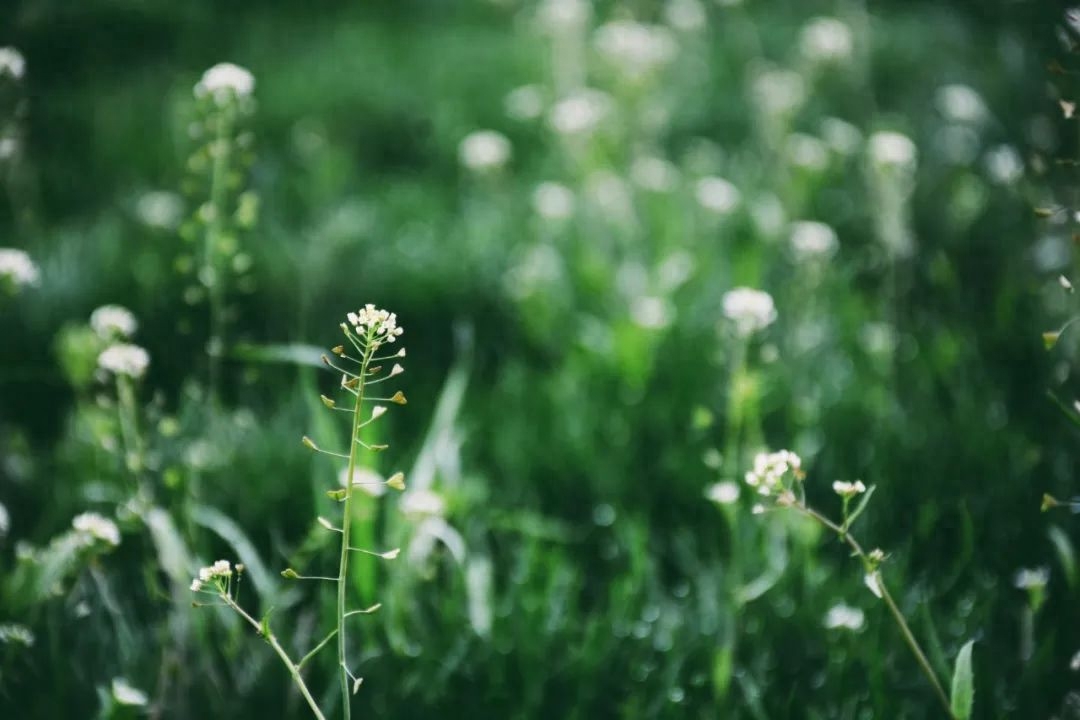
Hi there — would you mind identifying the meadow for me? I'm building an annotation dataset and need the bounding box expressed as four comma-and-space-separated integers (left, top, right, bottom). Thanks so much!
2, 1, 1079, 718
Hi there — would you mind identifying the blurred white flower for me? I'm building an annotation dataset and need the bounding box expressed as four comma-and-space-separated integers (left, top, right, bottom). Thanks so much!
98, 343, 150, 380
786, 133, 829, 171
751, 194, 786, 237
868, 131, 917, 169
532, 181, 576, 220
548, 89, 611, 135
505, 244, 563, 299
458, 130, 512, 172
664, 0, 707, 31
860, 322, 897, 356
984, 144, 1024, 185
72, 512, 120, 547
536, 0, 590, 32
695, 176, 741, 214
751, 68, 806, 116
195, 62, 255, 103
630, 295, 673, 329
823, 603, 865, 631
935, 84, 986, 124
790, 221, 838, 260
401, 488, 446, 518
800, 17, 854, 62
340, 466, 387, 498
594, 21, 677, 80
586, 171, 634, 222
705, 480, 741, 505
0, 48, 25, 80
0, 136, 16, 161
111, 678, 148, 707
504, 84, 545, 121
723, 287, 776, 336
631, 156, 679, 192
90, 305, 138, 340
658, 251, 694, 291
820, 117, 862, 155
744, 449, 801, 496
135, 190, 184, 230
0, 248, 40, 289
1013, 566, 1049, 590
0, 623, 34, 647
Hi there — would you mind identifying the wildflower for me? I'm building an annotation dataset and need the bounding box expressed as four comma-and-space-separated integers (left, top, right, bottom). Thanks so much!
790, 221, 838, 260
194, 62, 255, 103
593, 21, 677, 80
751, 68, 806, 116
535, 0, 590, 33
0, 623, 34, 647
695, 176, 741, 214
532, 182, 576, 220
821, 117, 862, 155
504, 85, 545, 121
832, 480, 867, 498
868, 131, 917, 169
97, 344, 150, 379
400, 488, 446, 518
744, 450, 802, 497
458, 130, 512, 172
90, 305, 138, 340
134, 190, 184, 230
823, 603, 865, 631
664, 0, 707, 32
346, 304, 404, 342
799, 17, 854, 62
935, 84, 986, 124
585, 171, 634, 222
72, 512, 121, 547
548, 89, 611, 135
0, 248, 40, 290
786, 133, 829, 171
868, 548, 886, 564
0, 48, 25, 80
1013, 566, 1049, 590
192, 560, 233, 593
722, 287, 777, 336
984, 145, 1024, 185
705, 481, 741, 506
631, 156, 679, 193
111, 678, 148, 707
630, 296, 673, 329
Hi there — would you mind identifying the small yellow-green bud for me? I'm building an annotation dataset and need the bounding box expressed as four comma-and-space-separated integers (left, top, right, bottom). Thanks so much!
1044, 331, 1061, 350
332, 345, 345, 356
390, 391, 407, 405
281, 568, 300, 579
369, 443, 389, 452
1042, 493, 1062, 512
320, 394, 336, 408
344, 377, 360, 389
316, 516, 335, 531
368, 365, 382, 375
301, 436, 318, 450
386, 472, 406, 491
326, 489, 347, 501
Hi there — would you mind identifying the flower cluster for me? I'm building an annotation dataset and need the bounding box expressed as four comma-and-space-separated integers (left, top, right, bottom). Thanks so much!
722, 287, 777, 336
72, 512, 121, 547
799, 17, 854, 63
98, 343, 150, 380
190, 559, 234, 592
459, 130, 512, 172
868, 130, 917, 169
832, 480, 867, 498
823, 603, 865, 631
790, 221, 839, 260
346, 304, 404, 343
90, 305, 138, 340
0, 248, 40, 291
0, 47, 25, 80
194, 62, 255, 104
744, 450, 803, 497
593, 20, 677, 80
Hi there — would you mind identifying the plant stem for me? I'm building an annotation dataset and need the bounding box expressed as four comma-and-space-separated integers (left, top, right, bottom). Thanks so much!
114, 375, 143, 481
337, 347, 371, 720
793, 502, 953, 717
205, 106, 233, 403
221, 594, 326, 720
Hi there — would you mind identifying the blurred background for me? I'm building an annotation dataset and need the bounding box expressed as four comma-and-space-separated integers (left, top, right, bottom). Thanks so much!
2, 0, 1079, 718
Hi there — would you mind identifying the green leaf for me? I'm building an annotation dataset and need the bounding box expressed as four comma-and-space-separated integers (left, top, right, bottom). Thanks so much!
950, 639, 975, 720
190, 504, 277, 599
231, 342, 328, 368
844, 484, 876, 530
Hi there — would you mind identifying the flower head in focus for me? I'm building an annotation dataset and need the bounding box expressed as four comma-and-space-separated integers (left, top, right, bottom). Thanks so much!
190, 559, 234, 592
744, 450, 803, 497
345, 305, 404, 344
195, 62, 255, 104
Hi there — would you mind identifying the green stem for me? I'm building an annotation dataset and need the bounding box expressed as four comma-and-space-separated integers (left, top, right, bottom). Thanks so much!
221, 594, 325, 720
794, 502, 953, 717
205, 106, 233, 402
338, 346, 371, 720
115, 375, 143, 481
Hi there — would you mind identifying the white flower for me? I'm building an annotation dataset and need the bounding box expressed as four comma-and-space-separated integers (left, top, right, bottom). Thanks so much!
532, 182, 576, 220
984, 145, 1024, 185
664, 0, 707, 31
0, 623, 34, 647
346, 304, 404, 343
820, 117, 862, 155
832, 480, 867, 498
90, 305, 138, 340
536, 0, 590, 32
340, 466, 387, 498
72, 512, 120, 547
195, 62, 255, 103
400, 488, 446, 518
823, 603, 865, 631
631, 156, 679, 193
799, 17, 854, 62
594, 21, 677, 80
548, 89, 612, 135
722, 287, 777, 335
585, 171, 634, 222
0, 48, 25, 80
695, 176, 741, 214
743, 450, 801, 497
786, 133, 829, 171
630, 296, 673, 329
458, 130, 511, 172
135, 190, 184, 230
504, 85, 545, 121
111, 678, 148, 707
197, 559, 233, 584
98, 344, 150, 379
705, 481, 741, 506
790, 221, 838, 260
868, 131, 917, 169
935, 84, 986, 124
1013, 566, 1049, 590
751, 68, 806, 116
0, 248, 39, 289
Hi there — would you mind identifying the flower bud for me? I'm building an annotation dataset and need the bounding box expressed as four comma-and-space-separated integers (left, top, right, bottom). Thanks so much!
390, 391, 407, 405
386, 472, 406, 491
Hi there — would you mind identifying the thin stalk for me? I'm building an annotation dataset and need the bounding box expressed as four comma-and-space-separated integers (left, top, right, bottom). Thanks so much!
337, 345, 372, 720
114, 375, 143, 481
205, 106, 233, 402
793, 502, 953, 716
220, 594, 325, 720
